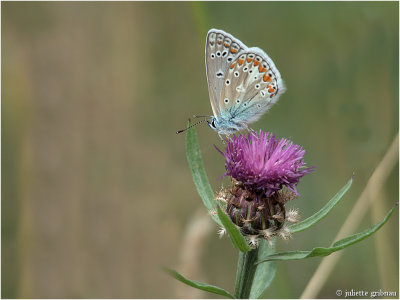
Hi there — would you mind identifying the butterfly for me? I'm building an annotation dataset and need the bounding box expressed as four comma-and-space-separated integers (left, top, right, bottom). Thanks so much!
177, 28, 286, 137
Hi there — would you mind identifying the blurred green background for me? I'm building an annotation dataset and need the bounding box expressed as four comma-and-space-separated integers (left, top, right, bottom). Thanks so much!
2, 2, 398, 298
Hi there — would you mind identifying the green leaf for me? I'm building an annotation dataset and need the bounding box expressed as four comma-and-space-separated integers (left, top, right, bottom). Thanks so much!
257, 207, 395, 263
186, 124, 222, 226
290, 177, 353, 233
164, 268, 234, 299
249, 240, 277, 299
217, 206, 252, 252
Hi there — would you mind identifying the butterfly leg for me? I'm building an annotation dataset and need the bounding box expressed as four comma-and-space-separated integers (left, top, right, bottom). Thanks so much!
218, 133, 226, 144
248, 127, 258, 138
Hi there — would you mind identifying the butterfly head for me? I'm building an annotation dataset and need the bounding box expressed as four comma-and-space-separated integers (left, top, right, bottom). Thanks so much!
207, 116, 247, 136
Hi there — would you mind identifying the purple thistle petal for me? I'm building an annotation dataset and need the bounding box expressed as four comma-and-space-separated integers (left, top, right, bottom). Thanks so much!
218, 130, 314, 196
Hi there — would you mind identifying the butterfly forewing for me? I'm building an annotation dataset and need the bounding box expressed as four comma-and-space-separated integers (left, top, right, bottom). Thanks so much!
220, 46, 285, 124
205, 29, 247, 118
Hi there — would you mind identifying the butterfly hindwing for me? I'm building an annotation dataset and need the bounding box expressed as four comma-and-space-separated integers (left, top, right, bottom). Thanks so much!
205, 29, 247, 118
220, 46, 285, 124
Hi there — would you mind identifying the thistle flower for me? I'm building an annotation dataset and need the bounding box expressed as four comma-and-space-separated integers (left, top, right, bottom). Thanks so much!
215, 130, 314, 244
217, 130, 314, 196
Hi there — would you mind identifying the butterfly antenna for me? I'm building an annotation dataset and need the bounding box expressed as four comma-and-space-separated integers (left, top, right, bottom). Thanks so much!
193, 115, 211, 119
176, 119, 208, 134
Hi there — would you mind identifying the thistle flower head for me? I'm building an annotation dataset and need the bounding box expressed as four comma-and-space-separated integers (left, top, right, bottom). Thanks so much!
215, 130, 314, 245
218, 130, 314, 196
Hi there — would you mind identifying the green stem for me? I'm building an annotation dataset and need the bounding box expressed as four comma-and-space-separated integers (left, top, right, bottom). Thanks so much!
234, 248, 259, 299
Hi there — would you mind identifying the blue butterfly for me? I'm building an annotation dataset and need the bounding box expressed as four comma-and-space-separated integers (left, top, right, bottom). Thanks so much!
178, 29, 285, 136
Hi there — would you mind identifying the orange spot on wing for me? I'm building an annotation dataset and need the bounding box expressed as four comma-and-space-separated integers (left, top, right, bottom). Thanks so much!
263, 74, 272, 82
230, 48, 238, 53
238, 59, 245, 65
268, 87, 275, 93
224, 43, 230, 47
270, 94, 274, 98
253, 60, 260, 66
259, 65, 267, 73
217, 40, 223, 44
230, 63, 236, 69
246, 58, 253, 63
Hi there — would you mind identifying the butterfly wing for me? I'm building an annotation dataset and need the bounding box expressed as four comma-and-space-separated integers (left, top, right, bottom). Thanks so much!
205, 29, 247, 119
219, 46, 285, 126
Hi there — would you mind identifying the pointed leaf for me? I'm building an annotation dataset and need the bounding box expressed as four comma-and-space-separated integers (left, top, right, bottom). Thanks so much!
186, 124, 222, 226
217, 207, 252, 252
164, 268, 234, 299
290, 177, 353, 233
249, 240, 277, 298
257, 207, 394, 263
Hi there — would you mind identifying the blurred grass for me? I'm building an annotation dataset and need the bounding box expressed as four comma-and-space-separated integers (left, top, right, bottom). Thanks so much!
2, 2, 398, 298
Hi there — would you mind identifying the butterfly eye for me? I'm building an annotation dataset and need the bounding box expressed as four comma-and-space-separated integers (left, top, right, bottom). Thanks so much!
210, 119, 216, 129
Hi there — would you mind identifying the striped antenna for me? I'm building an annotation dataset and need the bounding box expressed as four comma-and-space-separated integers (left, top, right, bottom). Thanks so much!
176, 119, 208, 134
